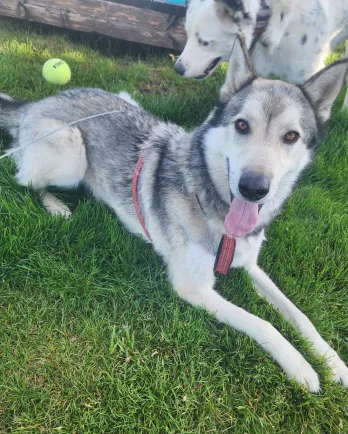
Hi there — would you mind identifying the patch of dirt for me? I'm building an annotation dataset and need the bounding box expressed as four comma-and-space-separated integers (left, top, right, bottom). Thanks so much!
138, 79, 169, 94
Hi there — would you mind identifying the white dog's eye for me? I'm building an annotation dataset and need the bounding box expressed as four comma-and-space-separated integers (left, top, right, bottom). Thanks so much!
196, 33, 209, 47
284, 131, 299, 144
235, 119, 249, 134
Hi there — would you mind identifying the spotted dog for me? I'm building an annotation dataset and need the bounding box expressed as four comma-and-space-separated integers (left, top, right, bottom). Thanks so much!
175, 0, 348, 108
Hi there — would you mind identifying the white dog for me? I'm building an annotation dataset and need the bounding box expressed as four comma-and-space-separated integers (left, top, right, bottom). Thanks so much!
175, 0, 348, 107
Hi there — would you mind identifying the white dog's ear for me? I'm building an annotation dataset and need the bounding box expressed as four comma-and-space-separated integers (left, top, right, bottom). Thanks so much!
214, 0, 252, 22
302, 59, 348, 123
214, 0, 254, 34
220, 35, 256, 101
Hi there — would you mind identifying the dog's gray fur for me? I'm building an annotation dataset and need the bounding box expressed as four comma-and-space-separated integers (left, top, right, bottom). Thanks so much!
1, 42, 348, 392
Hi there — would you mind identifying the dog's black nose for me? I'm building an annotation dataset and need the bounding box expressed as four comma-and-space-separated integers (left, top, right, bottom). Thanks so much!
174, 60, 185, 76
238, 172, 270, 201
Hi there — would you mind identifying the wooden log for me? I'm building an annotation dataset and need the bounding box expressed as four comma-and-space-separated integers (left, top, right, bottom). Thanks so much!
103, 0, 186, 16
151, 0, 186, 17
0, 0, 187, 50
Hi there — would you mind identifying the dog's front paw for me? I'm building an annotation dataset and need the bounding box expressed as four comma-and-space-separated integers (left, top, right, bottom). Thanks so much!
326, 351, 348, 386
270, 337, 321, 392
284, 355, 321, 393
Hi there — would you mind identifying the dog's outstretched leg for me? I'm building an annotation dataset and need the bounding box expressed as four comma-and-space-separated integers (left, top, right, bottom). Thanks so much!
248, 264, 348, 386
168, 242, 320, 392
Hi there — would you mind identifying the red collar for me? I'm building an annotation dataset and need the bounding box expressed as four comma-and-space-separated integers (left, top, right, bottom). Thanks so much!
213, 235, 236, 276
132, 156, 235, 275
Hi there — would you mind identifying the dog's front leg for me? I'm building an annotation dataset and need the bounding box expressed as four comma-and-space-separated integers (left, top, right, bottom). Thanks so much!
261, 0, 293, 53
247, 264, 348, 386
343, 45, 348, 110
344, 77, 348, 110
168, 242, 320, 392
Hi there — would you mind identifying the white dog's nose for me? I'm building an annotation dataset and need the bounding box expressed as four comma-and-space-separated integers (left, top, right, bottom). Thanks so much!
174, 60, 185, 76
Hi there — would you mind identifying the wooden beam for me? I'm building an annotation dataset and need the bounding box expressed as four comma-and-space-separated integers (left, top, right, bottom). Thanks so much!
151, 0, 186, 16
118, 0, 187, 17
0, 0, 187, 50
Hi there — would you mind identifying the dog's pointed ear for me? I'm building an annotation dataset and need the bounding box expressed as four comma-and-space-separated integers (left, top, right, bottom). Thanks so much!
220, 35, 256, 101
215, 0, 244, 18
214, 0, 250, 22
214, 0, 254, 35
302, 59, 348, 123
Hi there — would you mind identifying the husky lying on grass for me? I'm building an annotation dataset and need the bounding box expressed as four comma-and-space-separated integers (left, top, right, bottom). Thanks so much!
175, 0, 348, 108
1, 39, 347, 392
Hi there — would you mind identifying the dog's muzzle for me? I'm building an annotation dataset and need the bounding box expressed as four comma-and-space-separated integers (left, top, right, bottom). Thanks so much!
194, 57, 222, 80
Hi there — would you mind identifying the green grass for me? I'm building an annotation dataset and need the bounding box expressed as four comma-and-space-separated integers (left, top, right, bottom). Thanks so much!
0, 18, 348, 433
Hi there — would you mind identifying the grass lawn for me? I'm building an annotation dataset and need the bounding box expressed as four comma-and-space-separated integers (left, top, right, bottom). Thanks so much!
0, 18, 348, 433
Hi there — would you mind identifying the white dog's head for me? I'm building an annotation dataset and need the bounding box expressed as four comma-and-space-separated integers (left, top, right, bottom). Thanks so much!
174, 0, 259, 79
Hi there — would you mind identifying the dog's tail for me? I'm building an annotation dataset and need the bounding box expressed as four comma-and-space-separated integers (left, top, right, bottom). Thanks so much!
0, 93, 26, 131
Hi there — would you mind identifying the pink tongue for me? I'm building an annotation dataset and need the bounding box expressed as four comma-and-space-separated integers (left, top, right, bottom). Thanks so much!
224, 197, 259, 237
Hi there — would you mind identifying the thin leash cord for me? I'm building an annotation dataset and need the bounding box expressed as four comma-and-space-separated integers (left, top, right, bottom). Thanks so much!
234, 22, 257, 78
0, 109, 127, 160
236, 32, 257, 77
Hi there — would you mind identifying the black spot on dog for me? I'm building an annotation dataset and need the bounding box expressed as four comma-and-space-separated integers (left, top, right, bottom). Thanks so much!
223, 0, 244, 11
280, 12, 284, 21
301, 34, 308, 45
220, 0, 251, 19
208, 101, 228, 127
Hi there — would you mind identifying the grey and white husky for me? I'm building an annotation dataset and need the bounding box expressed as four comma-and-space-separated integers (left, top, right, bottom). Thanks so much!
1, 39, 348, 392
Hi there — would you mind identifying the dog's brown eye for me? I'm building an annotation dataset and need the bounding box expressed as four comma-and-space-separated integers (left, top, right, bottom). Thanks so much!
235, 119, 249, 134
284, 131, 299, 144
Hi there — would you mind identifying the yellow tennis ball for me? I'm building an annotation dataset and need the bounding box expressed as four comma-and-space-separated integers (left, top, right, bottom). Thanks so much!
42, 58, 71, 85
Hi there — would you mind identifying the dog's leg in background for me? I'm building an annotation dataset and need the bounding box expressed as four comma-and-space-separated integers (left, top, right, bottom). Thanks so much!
343, 45, 348, 110
15, 120, 87, 217
167, 241, 320, 392
260, 0, 294, 54
248, 264, 348, 386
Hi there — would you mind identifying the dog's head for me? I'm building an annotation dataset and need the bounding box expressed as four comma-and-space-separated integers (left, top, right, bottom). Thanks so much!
203, 38, 348, 237
174, 0, 258, 79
